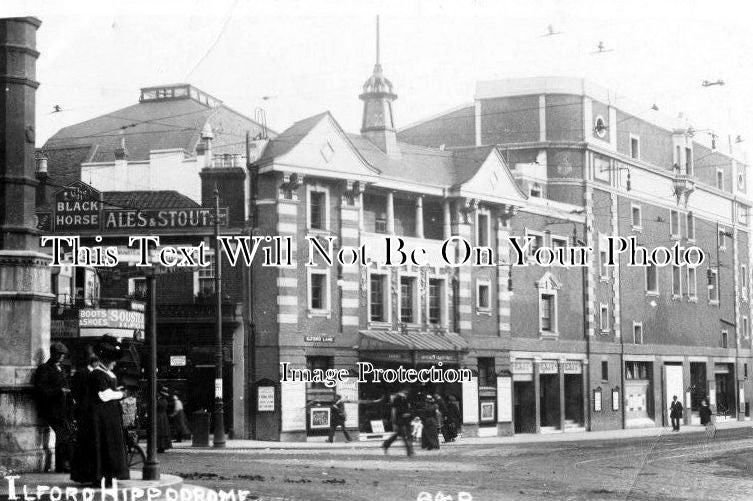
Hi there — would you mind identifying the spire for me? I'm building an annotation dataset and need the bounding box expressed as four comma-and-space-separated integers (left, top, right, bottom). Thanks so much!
360, 15, 400, 158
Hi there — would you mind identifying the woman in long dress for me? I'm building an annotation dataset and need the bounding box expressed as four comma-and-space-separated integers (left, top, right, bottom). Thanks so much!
421, 395, 441, 450
156, 387, 172, 452
71, 336, 129, 485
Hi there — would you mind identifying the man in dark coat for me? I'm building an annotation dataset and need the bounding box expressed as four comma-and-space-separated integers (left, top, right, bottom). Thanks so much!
382, 390, 414, 457
34, 342, 74, 472
669, 395, 683, 431
327, 394, 352, 443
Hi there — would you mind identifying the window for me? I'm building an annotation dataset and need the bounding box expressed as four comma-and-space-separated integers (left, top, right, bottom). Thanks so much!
478, 358, 495, 388
476, 211, 490, 247
399, 276, 417, 324
526, 231, 544, 259
708, 267, 719, 303
717, 169, 724, 190
551, 236, 568, 251
672, 265, 682, 297
369, 273, 388, 322
599, 250, 609, 279
530, 183, 542, 198
307, 186, 329, 230
477, 280, 491, 310
686, 212, 695, 241
630, 135, 640, 160
685, 147, 693, 176
196, 259, 216, 296
631, 204, 642, 230
375, 213, 387, 233
625, 362, 650, 380
308, 269, 329, 312
744, 317, 749, 339
721, 331, 728, 349
645, 264, 658, 294
719, 229, 727, 250
128, 277, 148, 299
633, 322, 643, 344
600, 304, 609, 332
687, 266, 697, 299
601, 361, 609, 381
540, 294, 555, 332
670, 210, 680, 238
428, 278, 445, 325
739, 204, 749, 225
307, 356, 333, 389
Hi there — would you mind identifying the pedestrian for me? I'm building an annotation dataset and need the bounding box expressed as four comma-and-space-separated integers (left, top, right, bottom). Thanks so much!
169, 393, 191, 443
669, 395, 683, 431
382, 389, 414, 457
71, 352, 99, 425
327, 393, 352, 443
699, 399, 715, 439
421, 395, 441, 450
157, 386, 172, 452
33, 341, 75, 473
446, 394, 462, 441
71, 335, 129, 486
410, 416, 423, 443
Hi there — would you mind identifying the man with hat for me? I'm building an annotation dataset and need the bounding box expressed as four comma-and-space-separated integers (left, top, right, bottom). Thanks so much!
34, 342, 74, 472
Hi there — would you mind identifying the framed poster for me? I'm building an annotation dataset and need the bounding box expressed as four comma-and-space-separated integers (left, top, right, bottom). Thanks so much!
370, 420, 385, 433
257, 386, 275, 412
480, 401, 495, 422
594, 389, 602, 412
310, 407, 331, 429
612, 389, 620, 411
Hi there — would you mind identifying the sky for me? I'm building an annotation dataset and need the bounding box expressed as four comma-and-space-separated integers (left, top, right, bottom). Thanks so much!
4, 0, 752, 160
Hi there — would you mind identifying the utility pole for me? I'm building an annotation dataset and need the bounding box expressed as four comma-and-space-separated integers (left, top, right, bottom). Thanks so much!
143, 266, 160, 479
213, 185, 226, 447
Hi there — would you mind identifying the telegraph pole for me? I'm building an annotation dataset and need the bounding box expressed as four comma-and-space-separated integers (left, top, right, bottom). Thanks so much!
143, 266, 160, 479
213, 185, 226, 447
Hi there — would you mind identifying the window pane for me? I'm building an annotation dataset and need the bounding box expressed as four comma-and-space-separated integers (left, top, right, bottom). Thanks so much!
370, 275, 384, 321
310, 192, 325, 229
541, 294, 552, 331
310, 273, 325, 309
477, 214, 489, 246
429, 279, 442, 324
478, 284, 490, 309
400, 277, 414, 323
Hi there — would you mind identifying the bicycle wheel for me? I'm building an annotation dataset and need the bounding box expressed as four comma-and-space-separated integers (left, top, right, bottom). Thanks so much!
128, 443, 146, 468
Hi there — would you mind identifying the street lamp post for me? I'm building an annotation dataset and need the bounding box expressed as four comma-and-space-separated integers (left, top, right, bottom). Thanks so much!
213, 186, 226, 447
143, 266, 160, 479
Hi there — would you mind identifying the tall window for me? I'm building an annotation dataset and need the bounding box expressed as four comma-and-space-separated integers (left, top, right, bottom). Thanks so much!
686, 212, 695, 241
477, 280, 491, 310
526, 231, 544, 259
744, 317, 749, 338
400, 276, 417, 324
708, 267, 719, 302
428, 278, 444, 325
719, 229, 727, 250
600, 304, 609, 332
599, 250, 609, 279
370, 274, 388, 322
309, 269, 328, 311
308, 189, 327, 230
645, 264, 658, 294
477, 212, 490, 247
633, 322, 643, 344
721, 331, 728, 349
685, 147, 693, 176
540, 294, 555, 332
630, 135, 640, 160
631, 204, 642, 230
670, 210, 680, 238
672, 265, 682, 297
197, 262, 215, 296
687, 266, 697, 299
601, 361, 609, 381
478, 358, 496, 387
717, 169, 724, 190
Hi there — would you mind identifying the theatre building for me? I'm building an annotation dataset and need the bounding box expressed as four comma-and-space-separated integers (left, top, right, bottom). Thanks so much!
399, 76, 753, 433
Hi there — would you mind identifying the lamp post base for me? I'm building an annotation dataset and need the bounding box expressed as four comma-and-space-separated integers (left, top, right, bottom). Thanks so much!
142, 461, 160, 481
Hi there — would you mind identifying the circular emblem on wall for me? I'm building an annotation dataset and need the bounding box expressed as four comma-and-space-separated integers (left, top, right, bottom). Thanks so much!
594, 116, 607, 139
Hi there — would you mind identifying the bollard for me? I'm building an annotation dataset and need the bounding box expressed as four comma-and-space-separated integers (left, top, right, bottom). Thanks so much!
192, 410, 210, 447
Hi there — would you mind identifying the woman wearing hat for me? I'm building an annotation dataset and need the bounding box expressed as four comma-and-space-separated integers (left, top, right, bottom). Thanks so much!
156, 386, 172, 452
421, 394, 441, 451
71, 335, 129, 485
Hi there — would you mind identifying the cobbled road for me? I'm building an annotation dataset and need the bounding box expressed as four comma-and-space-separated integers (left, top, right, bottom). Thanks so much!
156, 427, 753, 501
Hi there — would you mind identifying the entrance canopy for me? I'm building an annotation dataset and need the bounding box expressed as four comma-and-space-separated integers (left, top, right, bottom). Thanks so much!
358, 330, 468, 365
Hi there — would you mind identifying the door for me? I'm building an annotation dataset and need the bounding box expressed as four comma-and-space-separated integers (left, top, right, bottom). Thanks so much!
664, 364, 684, 424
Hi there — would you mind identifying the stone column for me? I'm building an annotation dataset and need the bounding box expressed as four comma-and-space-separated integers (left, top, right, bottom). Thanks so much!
559, 359, 566, 432
415, 196, 424, 239
533, 358, 541, 433
0, 17, 54, 473
442, 200, 451, 239
385, 191, 394, 235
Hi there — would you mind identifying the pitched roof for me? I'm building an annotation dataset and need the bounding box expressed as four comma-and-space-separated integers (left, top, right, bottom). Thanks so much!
258, 111, 331, 162
102, 191, 200, 210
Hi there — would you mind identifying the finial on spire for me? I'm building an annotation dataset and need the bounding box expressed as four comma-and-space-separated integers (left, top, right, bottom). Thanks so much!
376, 15, 380, 66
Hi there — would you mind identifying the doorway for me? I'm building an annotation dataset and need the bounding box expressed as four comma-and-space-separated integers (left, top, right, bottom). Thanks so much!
564, 374, 583, 425
514, 381, 536, 433
539, 374, 560, 429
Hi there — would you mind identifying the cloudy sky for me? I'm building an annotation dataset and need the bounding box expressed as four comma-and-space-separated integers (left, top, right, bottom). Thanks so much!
5, 0, 752, 159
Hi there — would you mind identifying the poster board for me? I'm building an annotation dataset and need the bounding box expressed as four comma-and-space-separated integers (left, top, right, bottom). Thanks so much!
257, 386, 275, 412
462, 377, 479, 424
497, 376, 512, 422
336, 376, 359, 429
281, 380, 306, 432
310, 407, 331, 429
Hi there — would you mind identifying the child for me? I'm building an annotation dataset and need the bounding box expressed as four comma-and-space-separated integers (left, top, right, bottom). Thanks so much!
411, 416, 423, 443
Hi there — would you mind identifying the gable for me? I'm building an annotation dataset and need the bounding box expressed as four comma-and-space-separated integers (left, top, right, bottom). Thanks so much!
537, 271, 562, 291
271, 114, 377, 181
455, 150, 528, 206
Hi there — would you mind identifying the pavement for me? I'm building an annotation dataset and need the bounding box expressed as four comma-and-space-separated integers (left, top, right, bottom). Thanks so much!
173, 419, 753, 451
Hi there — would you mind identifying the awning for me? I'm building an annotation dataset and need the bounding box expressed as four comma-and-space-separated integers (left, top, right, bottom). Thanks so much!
358, 329, 469, 352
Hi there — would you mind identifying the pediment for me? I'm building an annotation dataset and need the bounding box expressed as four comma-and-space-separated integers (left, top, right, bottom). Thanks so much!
537, 271, 561, 291
456, 149, 527, 206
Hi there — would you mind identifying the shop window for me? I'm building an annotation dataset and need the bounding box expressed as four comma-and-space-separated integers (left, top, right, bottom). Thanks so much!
645, 264, 658, 294
477, 279, 491, 311
631, 204, 642, 230
128, 277, 148, 300
476, 210, 490, 247
721, 330, 728, 349
686, 212, 695, 241
399, 276, 417, 324
369, 273, 389, 323
672, 265, 682, 298
670, 210, 680, 238
708, 267, 719, 303
687, 267, 697, 300
600, 304, 609, 332
477, 358, 496, 388
633, 322, 643, 344
308, 268, 329, 313
307, 186, 329, 230
428, 278, 445, 325
601, 361, 609, 381
307, 356, 333, 390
